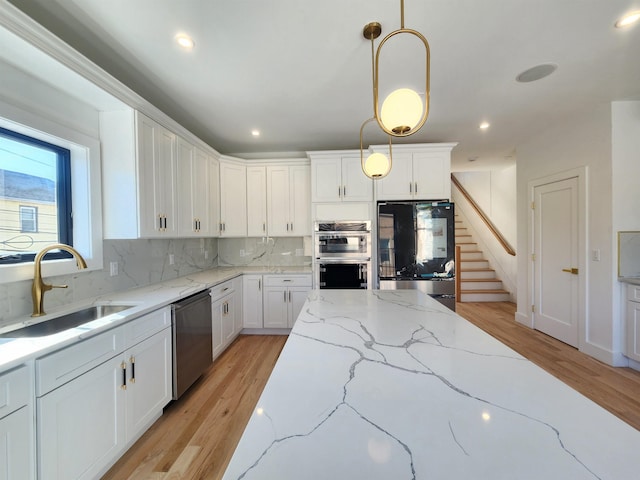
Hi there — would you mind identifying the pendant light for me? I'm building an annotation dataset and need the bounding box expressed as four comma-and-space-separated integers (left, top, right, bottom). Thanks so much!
360, 22, 392, 179
369, 0, 431, 137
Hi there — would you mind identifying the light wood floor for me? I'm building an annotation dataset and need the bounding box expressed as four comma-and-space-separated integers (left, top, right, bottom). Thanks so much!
102, 302, 640, 479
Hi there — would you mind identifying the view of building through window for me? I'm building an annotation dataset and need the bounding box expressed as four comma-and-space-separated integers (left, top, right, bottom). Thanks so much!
0, 127, 71, 263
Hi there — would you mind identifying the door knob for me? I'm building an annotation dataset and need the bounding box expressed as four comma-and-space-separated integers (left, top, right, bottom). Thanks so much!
562, 268, 579, 275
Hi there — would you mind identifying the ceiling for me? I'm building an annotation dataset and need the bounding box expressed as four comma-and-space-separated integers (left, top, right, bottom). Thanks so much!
6, 0, 640, 170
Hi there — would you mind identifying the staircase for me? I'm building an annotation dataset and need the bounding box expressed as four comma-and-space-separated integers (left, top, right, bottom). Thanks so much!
456, 216, 511, 302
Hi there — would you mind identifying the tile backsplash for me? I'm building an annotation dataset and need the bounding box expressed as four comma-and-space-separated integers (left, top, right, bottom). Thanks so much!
0, 236, 312, 327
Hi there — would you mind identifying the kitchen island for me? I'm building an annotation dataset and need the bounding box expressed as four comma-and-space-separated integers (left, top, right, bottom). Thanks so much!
223, 290, 640, 480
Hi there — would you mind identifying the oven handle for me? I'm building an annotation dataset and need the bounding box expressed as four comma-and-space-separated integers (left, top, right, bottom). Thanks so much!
315, 258, 371, 264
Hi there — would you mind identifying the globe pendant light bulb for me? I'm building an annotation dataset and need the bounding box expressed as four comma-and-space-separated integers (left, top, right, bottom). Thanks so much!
380, 88, 423, 134
363, 152, 391, 178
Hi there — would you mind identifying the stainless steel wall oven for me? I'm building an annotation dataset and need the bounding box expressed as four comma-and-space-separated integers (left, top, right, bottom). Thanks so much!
313, 221, 371, 289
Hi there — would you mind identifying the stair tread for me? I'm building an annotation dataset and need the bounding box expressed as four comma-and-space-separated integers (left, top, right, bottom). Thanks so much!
462, 289, 510, 294
460, 278, 502, 282
459, 268, 495, 272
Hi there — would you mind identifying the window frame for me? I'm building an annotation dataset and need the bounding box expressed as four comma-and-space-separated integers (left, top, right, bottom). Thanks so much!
19, 205, 38, 233
0, 125, 73, 264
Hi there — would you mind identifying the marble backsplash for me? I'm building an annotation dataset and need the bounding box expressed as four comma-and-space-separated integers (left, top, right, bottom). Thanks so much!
218, 236, 312, 268
0, 238, 217, 326
0, 236, 312, 327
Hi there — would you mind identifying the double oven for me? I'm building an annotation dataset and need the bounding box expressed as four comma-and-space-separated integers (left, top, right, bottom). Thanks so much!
313, 221, 371, 289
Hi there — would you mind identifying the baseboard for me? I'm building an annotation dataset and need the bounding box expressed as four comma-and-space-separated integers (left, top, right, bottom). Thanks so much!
580, 341, 629, 367
515, 311, 532, 328
628, 357, 640, 372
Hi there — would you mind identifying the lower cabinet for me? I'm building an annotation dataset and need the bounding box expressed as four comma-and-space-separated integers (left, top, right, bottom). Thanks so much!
626, 284, 640, 362
36, 307, 172, 480
0, 364, 34, 480
263, 275, 312, 328
211, 279, 242, 361
243, 275, 264, 328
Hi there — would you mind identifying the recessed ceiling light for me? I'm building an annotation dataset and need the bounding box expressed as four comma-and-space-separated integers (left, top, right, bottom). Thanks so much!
615, 11, 640, 28
516, 63, 557, 83
479, 122, 490, 130
175, 34, 195, 50
251, 129, 260, 137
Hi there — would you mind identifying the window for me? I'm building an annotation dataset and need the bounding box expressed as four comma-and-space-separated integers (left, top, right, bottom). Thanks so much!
19, 205, 38, 233
0, 126, 72, 264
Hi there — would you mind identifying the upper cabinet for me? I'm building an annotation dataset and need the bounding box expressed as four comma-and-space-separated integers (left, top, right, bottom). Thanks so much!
372, 143, 457, 201
219, 160, 247, 237
266, 165, 311, 236
102, 110, 179, 238
177, 138, 214, 237
308, 151, 372, 203
246, 166, 268, 237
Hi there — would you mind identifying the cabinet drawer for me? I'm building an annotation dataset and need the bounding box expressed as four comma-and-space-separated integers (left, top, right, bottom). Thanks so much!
263, 275, 312, 288
0, 365, 30, 419
125, 307, 171, 347
628, 284, 640, 303
36, 326, 125, 396
210, 280, 234, 302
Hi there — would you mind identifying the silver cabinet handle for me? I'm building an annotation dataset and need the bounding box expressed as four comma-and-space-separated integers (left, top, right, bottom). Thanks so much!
409, 182, 413, 194
263, 222, 266, 232
338, 185, 341, 197
283, 291, 287, 303
258, 279, 261, 291
343, 186, 346, 197
288, 291, 292, 302
414, 182, 418, 193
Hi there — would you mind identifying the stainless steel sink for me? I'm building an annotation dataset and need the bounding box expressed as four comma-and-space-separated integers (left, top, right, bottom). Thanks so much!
0, 304, 134, 338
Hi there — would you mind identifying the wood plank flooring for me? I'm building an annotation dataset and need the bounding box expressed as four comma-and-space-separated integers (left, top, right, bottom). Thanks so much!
102, 302, 640, 480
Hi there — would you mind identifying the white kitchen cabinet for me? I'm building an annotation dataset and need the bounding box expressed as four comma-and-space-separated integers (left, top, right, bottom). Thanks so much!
36, 307, 172, 480
136, 112, 178, 236
262, 275, 312, 328
210, 156, 221, 237
124, 328, 172, 443
38, 356, 125, 480
219, 161, 248, 236
372, 144, 456, 201
243, 275, 263, 328
267, 165, 311, 236
0, 364, 34, 480
232, 276, 244, 335
247, 166, 268, 237
309, 152, 372, 203
211, 280, 238, 360
625, 284, 640, 362
177, 138, 212, 237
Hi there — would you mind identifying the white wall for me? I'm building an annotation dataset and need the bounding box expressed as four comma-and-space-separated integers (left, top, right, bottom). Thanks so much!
516, 102, 622, 365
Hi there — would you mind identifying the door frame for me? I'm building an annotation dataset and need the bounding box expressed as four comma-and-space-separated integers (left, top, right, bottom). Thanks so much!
527, 166, 588, 350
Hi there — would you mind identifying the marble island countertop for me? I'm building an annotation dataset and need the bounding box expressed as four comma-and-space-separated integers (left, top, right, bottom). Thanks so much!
223, 289, 640, 480
0, 265, 310, 372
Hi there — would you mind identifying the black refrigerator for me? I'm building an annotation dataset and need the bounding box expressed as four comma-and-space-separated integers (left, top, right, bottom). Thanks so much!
377, 201, 456, 310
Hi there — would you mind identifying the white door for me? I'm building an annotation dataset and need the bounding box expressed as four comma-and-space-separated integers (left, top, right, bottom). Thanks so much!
375, 153, 413, 200
219, 162, 247, 236
0, 408, 33, 480
247, 166, 267, 236
533, 176, 579, 347
266, 166, 290, 236
263, 287, 288, 328
341, 156, 373, 202
242, 275, 263, 328
288, 287, 310, 327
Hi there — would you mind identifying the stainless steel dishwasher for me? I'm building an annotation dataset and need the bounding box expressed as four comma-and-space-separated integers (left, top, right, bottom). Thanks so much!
171, 289, 213, 399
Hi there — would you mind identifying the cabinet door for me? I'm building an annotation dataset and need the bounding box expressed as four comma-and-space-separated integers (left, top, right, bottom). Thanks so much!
176, 138, 196, 236
38, 357, 125, 480
626, 300, 640, 362
341, 156, 372, 202
243, 275, 263, 328
125, 328, 172, 443
222, 298, 235, 346
375, 153, 413, 200
412, 152, 450, 200
288, 287, 310, 328
210, 157, 221, 237
263, 287, 289, 328
211, 297, 224, 360
266, 166, 291, 236
289, 165, 311, 235
138, 119, 178, 237
247, 166, 267, 237
311, 157, 342, 202
192, 147, 211, 236
0, 408, 33, 480
219, 162, 247, 236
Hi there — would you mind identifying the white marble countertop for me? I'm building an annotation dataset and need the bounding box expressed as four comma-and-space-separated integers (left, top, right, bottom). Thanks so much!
223, 289, 640, 480
0, 266, 310, 373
